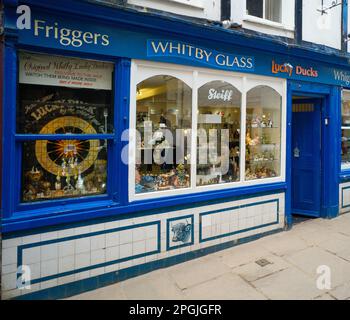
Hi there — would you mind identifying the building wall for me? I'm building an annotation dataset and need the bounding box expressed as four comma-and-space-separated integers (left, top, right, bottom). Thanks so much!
127, 0, 221, 21
1, 192, 285, 299
302, 0, 342, 49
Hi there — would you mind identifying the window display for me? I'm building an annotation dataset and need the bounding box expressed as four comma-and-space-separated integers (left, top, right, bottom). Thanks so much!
19, 52, 114, 202
341, 90, 350, 169
132, 62, 286, 200
135, 75, 192, 194
197, 81, 241, 186
246, 86, 281, 180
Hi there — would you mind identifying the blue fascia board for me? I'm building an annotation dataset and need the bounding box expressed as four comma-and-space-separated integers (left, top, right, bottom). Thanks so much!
4, 0, 350, 68
2, 182, 287, 234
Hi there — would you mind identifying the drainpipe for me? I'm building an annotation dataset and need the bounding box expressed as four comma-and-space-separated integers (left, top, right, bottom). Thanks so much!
342, 0, 348, 52
295, 0, 303, 44
221, 0, 231, 21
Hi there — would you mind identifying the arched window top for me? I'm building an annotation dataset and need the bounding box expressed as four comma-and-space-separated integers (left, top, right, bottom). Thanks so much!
137, 75, 192, 102
247, 85, 281, 111
246, 82, 283, 96
198, 80, 242, 109
247, 85, 281, 96
137, 69, 193, 88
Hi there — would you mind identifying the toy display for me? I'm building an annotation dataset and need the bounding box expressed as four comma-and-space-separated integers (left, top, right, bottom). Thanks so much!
196, 81, 241, 186
246, 111, 280, 180
20, 84, 111, 202
135, 75, 192, 194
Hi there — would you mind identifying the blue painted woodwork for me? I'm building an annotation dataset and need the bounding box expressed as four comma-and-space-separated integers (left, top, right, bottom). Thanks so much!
0, 0, 347, 233
292, 99, 321, 217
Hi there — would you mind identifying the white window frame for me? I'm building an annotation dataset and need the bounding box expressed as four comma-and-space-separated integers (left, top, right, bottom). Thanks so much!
341, 89, 350, 170
129, 60, 287, 202
244, 0, 283, 27
165, 0, 204, 10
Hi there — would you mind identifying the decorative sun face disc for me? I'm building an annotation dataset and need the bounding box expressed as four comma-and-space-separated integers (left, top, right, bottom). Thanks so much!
35, 116, 100, 176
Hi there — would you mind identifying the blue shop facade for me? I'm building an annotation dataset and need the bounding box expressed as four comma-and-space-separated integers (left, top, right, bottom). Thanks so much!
1, 0, 350, 299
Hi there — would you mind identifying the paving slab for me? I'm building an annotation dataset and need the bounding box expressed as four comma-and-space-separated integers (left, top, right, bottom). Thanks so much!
285, 247, 350, 289
313, 293, 336, 300
168, 256, 231, 290
232, 254, 291, 282
317, 233, 350, 255
336, 248, 350, 262
259, 233, 310, 257
67, 283, 126, 300
122, 270, 184, 300
252, 267, 322, 300
329, 281, 350, 300
217, 242, 271, 269
182, 273, 266, 300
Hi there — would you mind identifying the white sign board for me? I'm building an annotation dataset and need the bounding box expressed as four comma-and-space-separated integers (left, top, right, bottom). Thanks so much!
19, 52, 113, 90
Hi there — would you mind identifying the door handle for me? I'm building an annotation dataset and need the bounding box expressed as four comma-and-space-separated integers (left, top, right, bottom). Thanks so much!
294, 147, 300, 158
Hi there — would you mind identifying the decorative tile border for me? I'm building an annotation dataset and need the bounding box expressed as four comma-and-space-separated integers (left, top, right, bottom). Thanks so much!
2, 192, 285, 299
166, 215, 194, 251
199, 199, 280, 243
14, 227, 284, 300
16, 221, 161, 285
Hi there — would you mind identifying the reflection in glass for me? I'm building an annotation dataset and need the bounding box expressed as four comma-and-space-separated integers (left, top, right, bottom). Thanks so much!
136, 75, 192, 194
197, 81, 241, 186
246, 86, 281, 180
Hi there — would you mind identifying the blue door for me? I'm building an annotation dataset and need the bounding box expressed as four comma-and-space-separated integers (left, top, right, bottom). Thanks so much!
292, 101, 321, 217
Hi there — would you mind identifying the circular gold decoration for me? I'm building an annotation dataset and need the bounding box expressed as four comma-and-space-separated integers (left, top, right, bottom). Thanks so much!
35, 116, 100, 176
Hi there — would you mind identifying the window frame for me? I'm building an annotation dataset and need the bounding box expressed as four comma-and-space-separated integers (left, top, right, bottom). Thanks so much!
341, 89, 350, 171
12, 50, 120, 215
129, 60, 287, 202
245, 0, 283, 26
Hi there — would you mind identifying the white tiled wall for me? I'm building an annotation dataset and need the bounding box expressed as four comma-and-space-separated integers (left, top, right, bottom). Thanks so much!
339, 182, 350, 214
1, 192, 285, 299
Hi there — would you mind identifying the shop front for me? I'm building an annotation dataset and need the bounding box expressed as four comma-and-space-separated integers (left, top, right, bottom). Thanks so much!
0, 0, 348, 299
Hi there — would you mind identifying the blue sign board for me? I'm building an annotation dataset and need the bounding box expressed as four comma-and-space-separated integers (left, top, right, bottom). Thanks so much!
15, 8, 350, 88
147, 39, 255, 72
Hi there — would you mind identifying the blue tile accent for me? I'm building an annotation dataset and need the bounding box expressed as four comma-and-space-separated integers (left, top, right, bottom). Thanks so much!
13, 227, 284, 300
166, 215, 194, 251
199, 199, 280, 243
3, 188, 285, 238
16, 221, 161, 285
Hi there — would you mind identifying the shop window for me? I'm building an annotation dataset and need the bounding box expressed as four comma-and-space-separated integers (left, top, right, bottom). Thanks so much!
246, 0, 282, 23
246, 86, 281, 180
197, 81, 241, 186
135, 75, 192, 194
341, 90, 350, 170
18, 52, 114, 203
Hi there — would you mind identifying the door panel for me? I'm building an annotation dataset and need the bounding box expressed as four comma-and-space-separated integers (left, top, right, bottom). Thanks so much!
292, 102, 321, 217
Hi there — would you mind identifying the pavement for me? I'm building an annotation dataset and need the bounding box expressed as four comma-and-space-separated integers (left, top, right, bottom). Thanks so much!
69, 213, 350, 300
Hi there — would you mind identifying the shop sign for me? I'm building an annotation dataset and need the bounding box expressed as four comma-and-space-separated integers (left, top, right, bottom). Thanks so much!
271, 60, 319, 78
19, 52, 113, 90
334, 69, 350, 86
208, 89, 233, 102
147, 40, 255, 72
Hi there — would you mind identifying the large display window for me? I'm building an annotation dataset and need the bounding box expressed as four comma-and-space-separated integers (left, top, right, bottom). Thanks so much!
342, 90, 350, 170
18, 52, 114, 203
130, 61, 286, 201
246, 86, 281, 180
135, 75, 192, 194
197, 81, 242, 186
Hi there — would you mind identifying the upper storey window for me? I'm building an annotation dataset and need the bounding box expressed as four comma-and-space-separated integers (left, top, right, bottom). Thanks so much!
246, 0, 282, 23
